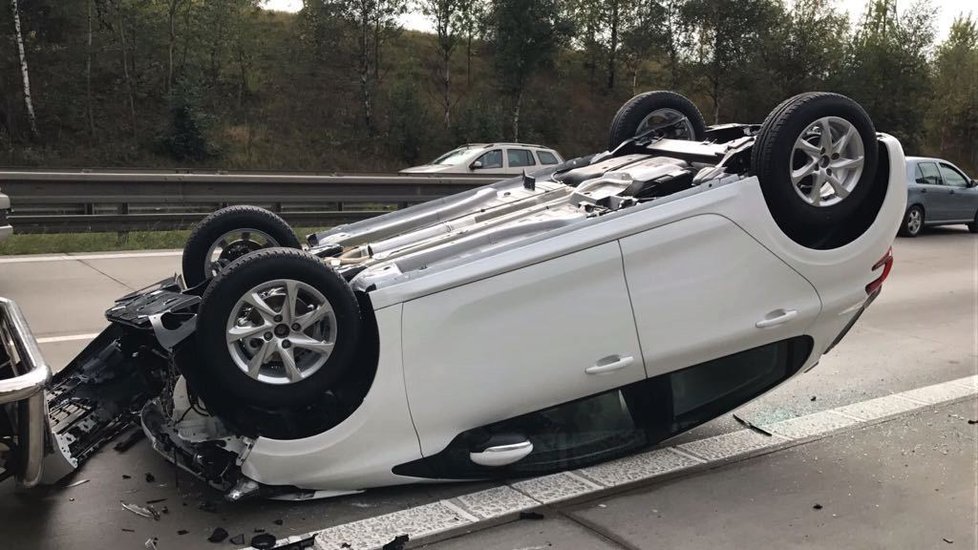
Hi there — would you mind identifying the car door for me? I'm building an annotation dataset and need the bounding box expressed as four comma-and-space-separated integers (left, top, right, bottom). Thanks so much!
505, 148, 537, 174
619, 214, 821, 379
470, 149, 503, 173
401, 241, 647, 457
914, 161, 954, 222
938, 162, 978, 221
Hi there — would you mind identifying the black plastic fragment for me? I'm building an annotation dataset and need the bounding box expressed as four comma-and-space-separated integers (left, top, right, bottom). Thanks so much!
114, 428, 146, 452
207, 527, 229, 543
177, 530, 189, 536
251, 533, 277, 549
122, 475, 132, 479
144, 472, 156, 483
382, 534, 409, 550
812, 504, 823, 510
519, 511, 545, 520
146, 498, 167, 505
229, 534, 246, 545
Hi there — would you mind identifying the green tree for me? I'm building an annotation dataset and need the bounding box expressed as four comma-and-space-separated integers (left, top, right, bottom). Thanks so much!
930, 16, 978, 172
681, 0, 780, 123
487, 0, 572, 140
839, 0, 936, 152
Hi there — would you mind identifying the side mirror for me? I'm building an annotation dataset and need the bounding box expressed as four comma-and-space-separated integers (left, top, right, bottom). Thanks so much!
969, 179, 977, 188
471, 160, 483, 170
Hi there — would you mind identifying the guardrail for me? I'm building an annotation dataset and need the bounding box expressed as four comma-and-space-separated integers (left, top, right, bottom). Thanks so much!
0, 170, 503, 233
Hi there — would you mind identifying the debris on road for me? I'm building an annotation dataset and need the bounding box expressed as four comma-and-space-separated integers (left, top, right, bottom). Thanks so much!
122, 501, 160, 520
144, 472, 156, 483
144, 537, 159, 550
122, 474, 132, 479
968, 420, 977, 425
943, 538, 954, 544
177, 529, 189, 536
251, 532, 277, 549
732, 413, 773, 437
64, 478, 90, 488
273, 519, 284, 526
812, 504, 823, 510
146, 498, 167, 505
810, 396, 817, 402
229, 534, 246, 545
519, 511, 545, 520
382, 534, 409, 550
122, 529, 135, 533
207, 527, 229, 543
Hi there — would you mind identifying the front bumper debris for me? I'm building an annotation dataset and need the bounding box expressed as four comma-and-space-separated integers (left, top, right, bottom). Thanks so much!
0, 297, 73, 487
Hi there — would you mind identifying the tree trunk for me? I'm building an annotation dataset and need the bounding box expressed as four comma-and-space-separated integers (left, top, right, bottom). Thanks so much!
511, 88, 523, 142
359, 9, 374, 135
167, 0, 179, 95
10, 0, 39, 139
466, 34, 473, 87
86, 0, 96, 137
606, 0, 619, 90
119, 16, 138, 140
442, 50, 451, 127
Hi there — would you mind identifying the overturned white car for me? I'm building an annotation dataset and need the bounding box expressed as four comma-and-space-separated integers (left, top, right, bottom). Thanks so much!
1, 91, 904, 500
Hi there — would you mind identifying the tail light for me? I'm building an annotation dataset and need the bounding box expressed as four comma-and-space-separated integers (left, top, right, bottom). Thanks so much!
865, 247, 893, 295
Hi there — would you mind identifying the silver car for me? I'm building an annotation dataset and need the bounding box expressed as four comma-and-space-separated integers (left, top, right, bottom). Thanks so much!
401, 143, 564, 175
0, 186, 11, 242
901, 156, 978, 236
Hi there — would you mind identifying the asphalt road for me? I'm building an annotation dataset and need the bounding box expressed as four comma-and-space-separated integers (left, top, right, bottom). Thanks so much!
0, 226, 975, 549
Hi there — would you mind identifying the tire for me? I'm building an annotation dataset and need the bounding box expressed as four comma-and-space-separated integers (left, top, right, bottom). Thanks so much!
899, 205, 924, 237
196, 248, 362, 409
751, 92, 878, 237
182, 205, 301, 287
969, 211, 978, 234
608, 91, 707, 150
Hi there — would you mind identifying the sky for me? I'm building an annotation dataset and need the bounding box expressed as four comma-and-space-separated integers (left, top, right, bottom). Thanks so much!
261, 0, 975, 41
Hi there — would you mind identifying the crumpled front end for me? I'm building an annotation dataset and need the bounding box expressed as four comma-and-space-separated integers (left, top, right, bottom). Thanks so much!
1, 277, 338, 501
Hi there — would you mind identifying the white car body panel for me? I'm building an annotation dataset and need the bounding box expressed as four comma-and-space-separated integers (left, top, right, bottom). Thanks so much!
402, 241, 646, 456
620, 214, 821, 379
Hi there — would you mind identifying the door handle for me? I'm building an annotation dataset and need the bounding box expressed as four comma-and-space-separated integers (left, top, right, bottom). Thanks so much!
755, 309, 798, 328
585, 355, 634, 375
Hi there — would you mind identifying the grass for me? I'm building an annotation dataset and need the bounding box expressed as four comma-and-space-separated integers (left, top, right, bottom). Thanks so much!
0, 228, 323, 256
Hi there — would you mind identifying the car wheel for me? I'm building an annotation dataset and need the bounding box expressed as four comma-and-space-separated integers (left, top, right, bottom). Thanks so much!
969, 211, 978, 234
196, 248, 362, 409
182, 205, 301, 287
608, 91, 707, 149
900, 205, 924, 237
751, 92, 878, 237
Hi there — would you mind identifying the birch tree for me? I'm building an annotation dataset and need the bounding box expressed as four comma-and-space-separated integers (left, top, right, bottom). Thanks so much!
421, 0, 464, 127
10, 0, 39, 139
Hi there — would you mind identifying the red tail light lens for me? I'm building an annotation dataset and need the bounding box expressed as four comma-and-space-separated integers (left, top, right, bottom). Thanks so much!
865, 247, 893, 295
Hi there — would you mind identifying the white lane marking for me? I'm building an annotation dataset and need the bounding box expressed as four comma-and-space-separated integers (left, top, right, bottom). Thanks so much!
36, 333, 100, 344
257, 375, 978, 550
0, 250, 181, 264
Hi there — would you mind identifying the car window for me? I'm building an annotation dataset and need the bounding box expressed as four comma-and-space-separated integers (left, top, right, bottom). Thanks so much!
916, 162, 943, 185
536, 150, 559, 165
433, 146, 477, 165
939, 163, 968, 187
507, 149, 535, 168
474, 149, 502, 169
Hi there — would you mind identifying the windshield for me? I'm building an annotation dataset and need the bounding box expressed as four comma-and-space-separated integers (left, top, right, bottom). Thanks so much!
433, 146, 480, 165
